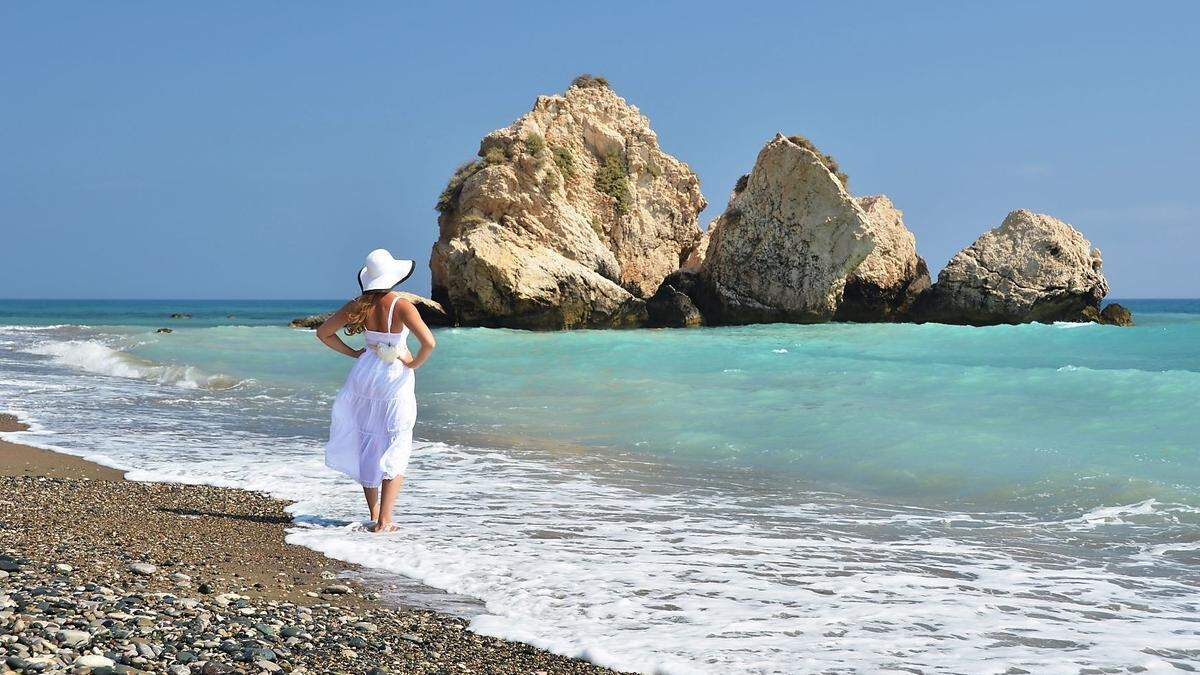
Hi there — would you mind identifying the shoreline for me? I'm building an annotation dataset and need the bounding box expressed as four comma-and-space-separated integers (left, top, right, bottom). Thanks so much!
0, 413, 622, 674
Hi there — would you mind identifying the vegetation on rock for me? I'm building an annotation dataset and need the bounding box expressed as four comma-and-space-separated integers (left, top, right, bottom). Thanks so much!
523, 131, 546, 156
483, 146, 508, 165
733, 173, 750, 194
436, 160, 484, 213
570, 74, 610, 90
786, 134, 849, 189
552, 145, 575, 178
595, 151, 633, 216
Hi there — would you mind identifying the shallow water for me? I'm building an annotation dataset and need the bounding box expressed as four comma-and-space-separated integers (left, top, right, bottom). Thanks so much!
1, 299, 1198, 673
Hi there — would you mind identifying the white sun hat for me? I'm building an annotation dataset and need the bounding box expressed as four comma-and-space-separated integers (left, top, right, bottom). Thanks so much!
358, 249, 416, 292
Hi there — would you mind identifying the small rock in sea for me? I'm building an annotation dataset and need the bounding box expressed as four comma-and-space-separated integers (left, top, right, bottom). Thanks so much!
289, 313, 333, 329
155, 327, 173, 333
1100, 302, 1134, 326
321, 584, 352, 595
169, 312, 192, 319
57, 629, 91, 646
129, 562, 157, 576
75, 654, 116, 668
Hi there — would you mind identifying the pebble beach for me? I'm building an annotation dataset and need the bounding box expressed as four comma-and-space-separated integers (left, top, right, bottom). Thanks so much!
0, 414, 620, 675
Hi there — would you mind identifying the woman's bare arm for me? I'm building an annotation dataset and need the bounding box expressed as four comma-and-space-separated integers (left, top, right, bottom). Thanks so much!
316, 302, 365, 358
397, 300, 436, 369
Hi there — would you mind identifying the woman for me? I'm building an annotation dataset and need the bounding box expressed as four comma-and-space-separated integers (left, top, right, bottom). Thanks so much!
318, 249, 437, 532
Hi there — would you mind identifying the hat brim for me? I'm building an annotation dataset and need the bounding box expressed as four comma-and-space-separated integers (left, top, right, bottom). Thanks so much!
358, 259, 416, 292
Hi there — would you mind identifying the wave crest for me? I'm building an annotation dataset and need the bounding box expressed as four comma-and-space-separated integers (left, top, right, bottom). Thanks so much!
24, 339, 245, 389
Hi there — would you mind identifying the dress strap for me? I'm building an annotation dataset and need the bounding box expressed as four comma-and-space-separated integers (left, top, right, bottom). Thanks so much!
385, 293, 402, 333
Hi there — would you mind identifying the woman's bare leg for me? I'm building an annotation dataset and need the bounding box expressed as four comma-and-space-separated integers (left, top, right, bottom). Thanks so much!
372, 476, 405, 532
362, 486, 380, 523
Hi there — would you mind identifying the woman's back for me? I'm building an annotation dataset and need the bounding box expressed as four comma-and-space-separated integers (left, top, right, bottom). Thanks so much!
363, 292, 408, 334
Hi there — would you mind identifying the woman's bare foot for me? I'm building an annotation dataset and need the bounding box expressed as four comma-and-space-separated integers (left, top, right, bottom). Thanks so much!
371, 520, 398, 533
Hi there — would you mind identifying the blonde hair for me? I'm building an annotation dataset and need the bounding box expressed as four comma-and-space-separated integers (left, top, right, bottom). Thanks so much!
343, 290, 388, 335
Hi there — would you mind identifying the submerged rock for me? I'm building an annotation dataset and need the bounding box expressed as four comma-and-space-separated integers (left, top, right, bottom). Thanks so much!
169, 312, 192, 319
430, 76, 706, 329
911, 209, 1109, 325
835, 195, 931, 322
155, 327, 173, 334
693, 133, 874, 324
1082, 302, 1134, 326
1100, 303, 1133, 326
289, 313, 333, 329
287, 294, 449, 329
395, 292, 451, 327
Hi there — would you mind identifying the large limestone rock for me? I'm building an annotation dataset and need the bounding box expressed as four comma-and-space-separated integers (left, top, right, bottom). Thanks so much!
430, 78, 706, 329
431, 223, 645, 329
835, 195, 931, 322
693, 134, 875, 324
911, 209, 1110, 325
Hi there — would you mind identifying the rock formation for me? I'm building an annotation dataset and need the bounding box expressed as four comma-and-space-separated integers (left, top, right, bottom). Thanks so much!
288, 293, 450, 329
1082, 302, 1134, 326
646, 270, 703, 328
290, 313, 332, 329
1099, 303, 1134, 326
834, 195, 931, 322
690, 133, 875, 324
911, 209, 1110, 325
430, 76, 706, 329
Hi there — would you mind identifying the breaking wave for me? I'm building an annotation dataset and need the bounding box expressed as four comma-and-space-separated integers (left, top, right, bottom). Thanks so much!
24, 339, 246, 389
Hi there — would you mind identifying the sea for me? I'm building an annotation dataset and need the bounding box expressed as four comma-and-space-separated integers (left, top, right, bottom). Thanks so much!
1, 298, 1197, 674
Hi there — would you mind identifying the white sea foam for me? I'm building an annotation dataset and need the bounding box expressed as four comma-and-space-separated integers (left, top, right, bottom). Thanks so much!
3, 318, 1200, 673
23, 339, 244, 389
0, 323, 91, 331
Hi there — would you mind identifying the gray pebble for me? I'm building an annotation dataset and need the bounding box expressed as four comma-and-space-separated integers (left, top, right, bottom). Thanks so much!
128, 563, 157, 576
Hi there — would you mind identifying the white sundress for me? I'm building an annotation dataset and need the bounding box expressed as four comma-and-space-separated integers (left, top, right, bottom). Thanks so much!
325, 294, 416, 487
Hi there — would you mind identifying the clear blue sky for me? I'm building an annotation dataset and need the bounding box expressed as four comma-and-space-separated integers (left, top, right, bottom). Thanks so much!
2, 1, 1197, 299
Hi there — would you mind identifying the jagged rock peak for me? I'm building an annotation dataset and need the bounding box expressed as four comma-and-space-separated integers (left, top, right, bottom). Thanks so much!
430, 76, 706, 329
693, 133, 875, 324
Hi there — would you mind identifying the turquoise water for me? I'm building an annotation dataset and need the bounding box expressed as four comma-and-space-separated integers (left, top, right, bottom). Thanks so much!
1, 299, 1198, 672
